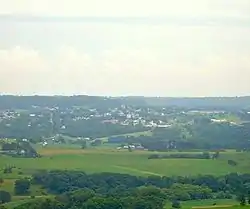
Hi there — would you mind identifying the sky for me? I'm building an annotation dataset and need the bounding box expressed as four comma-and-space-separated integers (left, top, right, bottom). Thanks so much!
0, 0, 250, 97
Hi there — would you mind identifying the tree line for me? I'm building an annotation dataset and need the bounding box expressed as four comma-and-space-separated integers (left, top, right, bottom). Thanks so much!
1, 95, 250, 110
13, 187, 167, 209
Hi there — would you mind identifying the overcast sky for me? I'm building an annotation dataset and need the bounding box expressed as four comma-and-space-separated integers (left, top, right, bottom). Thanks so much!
0, 0, 250, 97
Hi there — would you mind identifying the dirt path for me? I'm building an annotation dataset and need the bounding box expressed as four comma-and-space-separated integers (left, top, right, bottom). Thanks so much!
113, 165, 162, 176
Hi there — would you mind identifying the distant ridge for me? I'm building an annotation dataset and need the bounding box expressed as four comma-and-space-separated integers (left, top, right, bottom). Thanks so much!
0, 95, 249, 110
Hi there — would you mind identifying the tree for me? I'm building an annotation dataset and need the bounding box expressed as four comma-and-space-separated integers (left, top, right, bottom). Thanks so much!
85, 197, 123, 209
228, 160, 238, 166
172, 200, 181, 209
202, 152, 210, 159
19, 142, 39, 158
14, 199, 63, 209
128, 145, 133, 152
90, 139, 102, 147
131, 198, 155, 209
3, 166, 13, 174
14, 179, 31, 195
81, 140, 87, 149
237, 194, 246, 206
0, 190, 11, 204
1, 142, 18, 151
213, 151, 220, 159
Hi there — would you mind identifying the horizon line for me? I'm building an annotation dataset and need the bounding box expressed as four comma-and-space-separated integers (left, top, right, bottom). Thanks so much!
0, 14, 249, 26
1, 94, 250, 98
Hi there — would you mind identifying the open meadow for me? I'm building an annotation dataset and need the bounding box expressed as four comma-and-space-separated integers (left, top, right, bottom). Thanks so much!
1, 147, 250, 178
0, 145, 249, 200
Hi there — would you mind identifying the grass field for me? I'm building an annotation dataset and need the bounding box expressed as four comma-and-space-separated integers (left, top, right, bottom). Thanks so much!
165, 199, 238, 209
1, 148, 250, 178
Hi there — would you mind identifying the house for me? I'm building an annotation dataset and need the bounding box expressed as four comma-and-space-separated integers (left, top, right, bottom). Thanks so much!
102, 119, 119, 124
211, 119, 227, 123
135, 145, 145, 150
20, 150, 26, 155
42, 142, 48, 147
157, 124, 171, 128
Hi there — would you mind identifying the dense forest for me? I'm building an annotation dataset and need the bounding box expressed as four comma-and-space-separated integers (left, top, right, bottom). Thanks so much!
31, 170, 250, 197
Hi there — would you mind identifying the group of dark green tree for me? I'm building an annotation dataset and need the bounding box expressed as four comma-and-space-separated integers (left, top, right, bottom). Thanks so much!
3, 171, 250, 208
30, 171, 250, 199
11, 187, 169, 209
0, 178, 30, 204
0, 141, 39, 158
108, 121, 250, 151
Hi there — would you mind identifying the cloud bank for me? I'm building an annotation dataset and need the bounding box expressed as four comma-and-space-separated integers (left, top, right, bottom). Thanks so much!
0, 0, 250, 96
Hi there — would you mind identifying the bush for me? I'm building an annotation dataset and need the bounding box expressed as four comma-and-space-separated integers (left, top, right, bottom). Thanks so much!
148, 153, 211, 160
14, 179, 31, 195
228, 160, 237, 166
214, 191, 227, 199
148, 154, 160, 159
3, 166, 13, 174
172, 200, 181, 209
0, 190, 11, 204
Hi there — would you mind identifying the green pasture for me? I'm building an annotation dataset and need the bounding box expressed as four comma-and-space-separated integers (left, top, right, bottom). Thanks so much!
165, 199, 238, 209
1, 149, 249, 179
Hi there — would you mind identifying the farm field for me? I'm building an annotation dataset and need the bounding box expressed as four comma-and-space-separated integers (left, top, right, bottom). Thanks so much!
165, 199, 238, 209
1, 147, 250, 178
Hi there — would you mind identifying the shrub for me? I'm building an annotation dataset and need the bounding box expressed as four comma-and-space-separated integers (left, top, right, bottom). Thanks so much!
0, 190, 11, 204
172, 200, 181, 209
14, 179, 31, 195
228, 160, 237, 166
